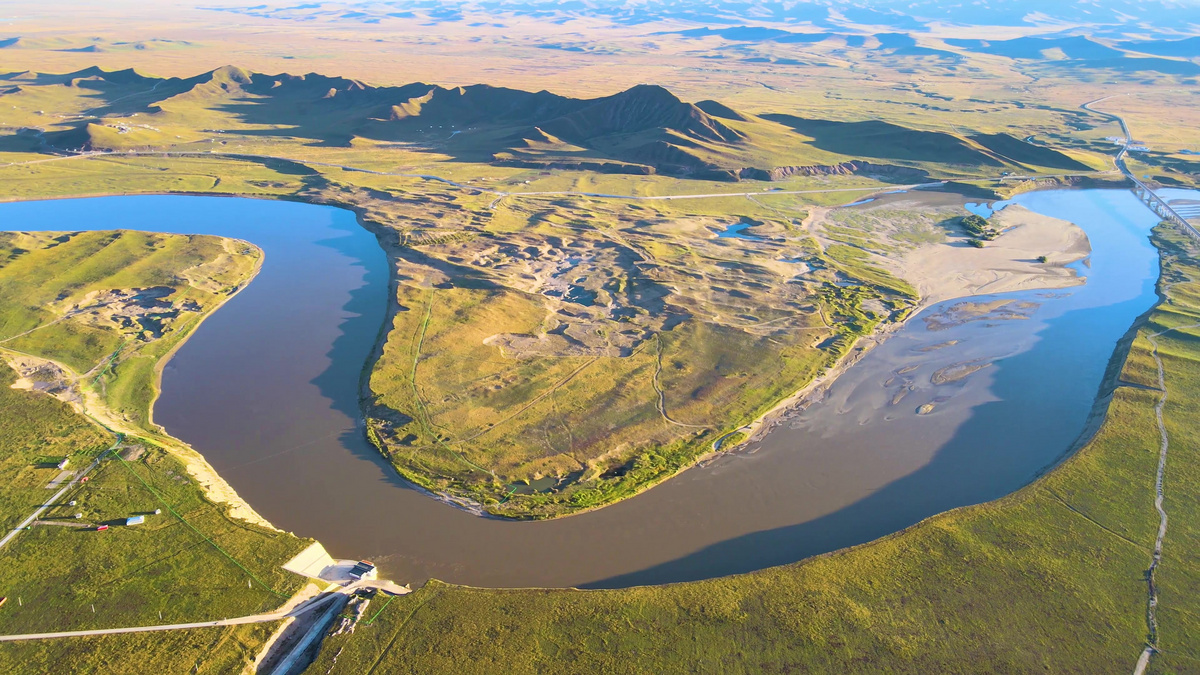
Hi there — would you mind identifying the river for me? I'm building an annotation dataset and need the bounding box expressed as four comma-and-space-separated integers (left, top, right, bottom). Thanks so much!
0, 188, 1181, 588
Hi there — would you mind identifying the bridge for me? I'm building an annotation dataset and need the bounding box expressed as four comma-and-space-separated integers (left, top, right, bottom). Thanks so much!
1130, 176, 1200, 240
1082, 96, 1200, 241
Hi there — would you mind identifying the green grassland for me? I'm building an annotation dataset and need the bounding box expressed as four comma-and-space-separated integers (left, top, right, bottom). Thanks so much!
0, 623, 282, 675
0, 372, 307, 634
0, 365, 109, 533
0, 132, 933, 518
0, 231, 308, 672
365, 186, 919, 516
0, 229, 260, 433
0, 16, 1194, 671
303, 224, 1200, 673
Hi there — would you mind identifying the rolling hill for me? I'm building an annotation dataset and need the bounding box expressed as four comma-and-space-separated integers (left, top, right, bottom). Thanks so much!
15, 65, 1095, 180
1116, 36, 1200, 58
943, 35, 1200, 76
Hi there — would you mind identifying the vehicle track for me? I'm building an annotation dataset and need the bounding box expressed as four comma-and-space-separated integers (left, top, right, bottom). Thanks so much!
1133, 320, 1199, 674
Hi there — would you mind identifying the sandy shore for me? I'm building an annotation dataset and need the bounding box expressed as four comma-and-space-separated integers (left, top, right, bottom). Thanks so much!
1, 234, 277, 531
719, 199, 1092, 454
892, 203, 1090, 304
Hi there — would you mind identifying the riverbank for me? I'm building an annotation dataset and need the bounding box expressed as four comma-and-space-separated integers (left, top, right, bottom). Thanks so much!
710, 195, 1093, 462
353, 183, 1096, 521
0, 227, 314, 674
0, 184, 1170, 593
895, 203, 1090, 304
0, 227, 275, 528
0, 149, 1115, 523
145, 239, 274, 529
0, 182, 1102, 535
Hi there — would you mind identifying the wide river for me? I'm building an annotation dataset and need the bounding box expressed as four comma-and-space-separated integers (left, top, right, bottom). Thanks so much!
0, 188, 1187, 588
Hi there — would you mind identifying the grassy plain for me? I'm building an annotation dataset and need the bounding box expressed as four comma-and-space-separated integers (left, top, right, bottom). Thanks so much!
0, 5, 1193, 519
0, 623, 283, 675
0, 5, 1195, 671
303, 224, 1199, 673
366, 185, 920, 515
0, 231, 308, 672
0, 377, 307, 634
0, 229, 260, 432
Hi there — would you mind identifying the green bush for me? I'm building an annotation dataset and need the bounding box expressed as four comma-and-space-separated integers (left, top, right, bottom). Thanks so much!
961, 214, 999, 240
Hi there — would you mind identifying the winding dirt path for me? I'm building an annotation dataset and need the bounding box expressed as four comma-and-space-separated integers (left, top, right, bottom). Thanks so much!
652, 334, 707, 429
1133, 321, 1199, 674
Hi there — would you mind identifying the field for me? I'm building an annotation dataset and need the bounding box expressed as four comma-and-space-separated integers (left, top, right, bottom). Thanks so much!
303, 223, 1200, 673
0, 229, 260, 433
0, 623, 284, 675
0, 231, 309, 672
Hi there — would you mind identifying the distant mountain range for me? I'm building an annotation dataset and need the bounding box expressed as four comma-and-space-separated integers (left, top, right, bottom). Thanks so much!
944, 35, 1200, 75
664, 28, 1200, 75
11, 66, 1093, 181
197, 0, 1200, 33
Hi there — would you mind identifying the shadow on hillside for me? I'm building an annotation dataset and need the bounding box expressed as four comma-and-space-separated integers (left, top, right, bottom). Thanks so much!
303, 215, 415, 492
763, 114, 1002, 166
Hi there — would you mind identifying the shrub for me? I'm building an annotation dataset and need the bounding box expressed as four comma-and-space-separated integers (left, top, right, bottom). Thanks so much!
961, 214, 1000, 240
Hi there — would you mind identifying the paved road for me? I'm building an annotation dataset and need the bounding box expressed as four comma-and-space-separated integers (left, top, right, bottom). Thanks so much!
0, 579, 402, 643
4, 148, 948, 200
1083, 97, 1198, 241
0, 593, 338, 643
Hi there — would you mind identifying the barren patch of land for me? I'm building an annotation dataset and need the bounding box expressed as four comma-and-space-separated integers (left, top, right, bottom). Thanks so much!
895, 203, 1090, 305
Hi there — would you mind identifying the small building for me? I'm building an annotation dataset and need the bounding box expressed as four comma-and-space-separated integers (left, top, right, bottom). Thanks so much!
348, 561, 377, 581
126, 515, 145, 526
56, 458, 69, 470
96, 525, 109, 531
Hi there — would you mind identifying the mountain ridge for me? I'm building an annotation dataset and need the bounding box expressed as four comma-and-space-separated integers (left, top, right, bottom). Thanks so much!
19, 65, 1095, 180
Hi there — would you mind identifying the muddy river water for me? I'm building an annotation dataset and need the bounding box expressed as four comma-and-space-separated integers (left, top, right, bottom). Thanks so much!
0, 188, 1187, 588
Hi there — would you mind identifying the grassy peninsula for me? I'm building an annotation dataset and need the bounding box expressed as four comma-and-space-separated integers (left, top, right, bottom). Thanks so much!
302, 224, 1200, 673
0, 230, 310, 673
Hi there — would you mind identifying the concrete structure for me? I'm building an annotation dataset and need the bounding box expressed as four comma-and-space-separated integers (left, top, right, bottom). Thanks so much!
1131, 179, 1200, 239
282, 542, 337, 580
348, 561, 377, 581
282, 542, 390, 586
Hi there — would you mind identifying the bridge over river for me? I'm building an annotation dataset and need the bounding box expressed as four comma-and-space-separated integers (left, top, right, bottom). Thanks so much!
1084, 95, 1200, 239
